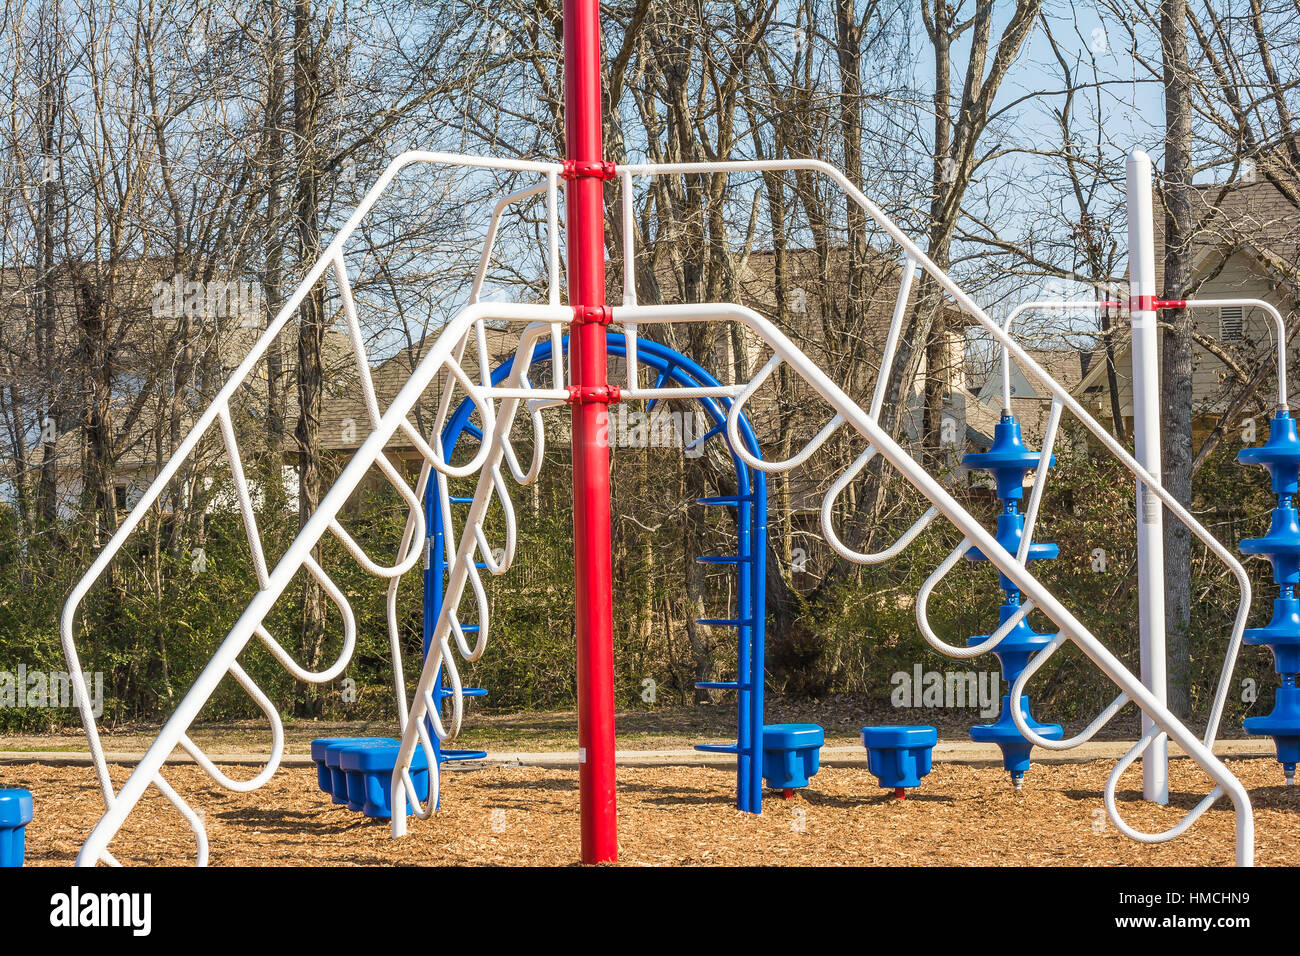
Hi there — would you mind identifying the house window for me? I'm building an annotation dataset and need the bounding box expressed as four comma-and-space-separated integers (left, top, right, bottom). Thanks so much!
1219, 305, 1244, 343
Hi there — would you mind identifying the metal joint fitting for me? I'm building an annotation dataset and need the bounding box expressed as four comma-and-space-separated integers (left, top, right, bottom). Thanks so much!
571, 304, 613, 326
561, 160, 617, 181
566, 384, 621, 405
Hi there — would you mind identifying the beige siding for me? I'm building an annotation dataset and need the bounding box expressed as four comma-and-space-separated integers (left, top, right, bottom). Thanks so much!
1080, 251, 1297, 421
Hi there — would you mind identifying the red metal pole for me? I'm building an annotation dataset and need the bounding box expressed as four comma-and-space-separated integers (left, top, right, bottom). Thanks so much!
563, 0, 618, 864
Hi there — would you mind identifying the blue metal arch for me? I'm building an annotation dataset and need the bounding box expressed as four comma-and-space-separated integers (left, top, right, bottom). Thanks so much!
423, 332, 768, 813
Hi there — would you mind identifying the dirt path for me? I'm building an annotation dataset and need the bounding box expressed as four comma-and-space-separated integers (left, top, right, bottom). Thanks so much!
9, 756, 1294, 866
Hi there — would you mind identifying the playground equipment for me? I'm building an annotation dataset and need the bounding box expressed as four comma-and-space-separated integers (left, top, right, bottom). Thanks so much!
1239, 411, 1300, 783
861, 726, 937, 799
760, 724, 824, 798
960, 414, 1064, 789
0, 789, 32, 867
340, 743, 431, 818
56, 0, 1288, 867
311, 737, 432, 817
427, 332, 769, 813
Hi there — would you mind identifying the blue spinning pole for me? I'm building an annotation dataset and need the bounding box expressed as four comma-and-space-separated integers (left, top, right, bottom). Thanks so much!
1239, 409, 1300, 784
963, 413, 1064, 788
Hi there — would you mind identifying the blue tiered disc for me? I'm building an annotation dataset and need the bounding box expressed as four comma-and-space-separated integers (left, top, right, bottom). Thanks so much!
1238, 410, 1300, 784
962, 414, 1063, 789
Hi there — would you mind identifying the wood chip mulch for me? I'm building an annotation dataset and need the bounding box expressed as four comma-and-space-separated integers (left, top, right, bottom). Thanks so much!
6, 757, 1298, 866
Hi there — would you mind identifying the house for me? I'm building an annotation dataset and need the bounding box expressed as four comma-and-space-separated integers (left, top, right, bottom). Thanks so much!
1069, 175, 1300, 446
0, 256, 354, 523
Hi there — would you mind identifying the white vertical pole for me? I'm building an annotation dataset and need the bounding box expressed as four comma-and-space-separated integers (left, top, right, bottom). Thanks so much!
1126, 149, 1170, 805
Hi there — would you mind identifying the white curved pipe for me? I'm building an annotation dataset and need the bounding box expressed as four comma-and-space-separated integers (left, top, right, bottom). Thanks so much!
820, 445, 940, 565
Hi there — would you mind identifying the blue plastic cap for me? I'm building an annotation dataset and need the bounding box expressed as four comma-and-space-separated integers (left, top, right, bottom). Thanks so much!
762, 723, 825, 749
310, 737, 365, 763
0, 790, 32, 828
968, 602, 1055, 682
860, 725, 938, 749
323, 737, 399, 768
962, 416, 1053, 501
967, 511, 1058, 588
1239, 411, 1300, 496
969, 695, 1063, 774
1244, 684, 1300, 740
1243, 596, 1300, 674
1241, 505, 1300, 585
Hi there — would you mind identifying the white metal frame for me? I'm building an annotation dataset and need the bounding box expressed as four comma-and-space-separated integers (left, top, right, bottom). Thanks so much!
60, 151, 572, 865
608, 157, 1257, 864
61, 150, 1269, 867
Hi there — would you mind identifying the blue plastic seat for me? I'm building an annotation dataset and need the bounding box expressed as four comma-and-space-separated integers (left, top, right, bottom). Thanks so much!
317, 738, 397, 806
339, 743, 431, 818
760, 723, 824, 792
310, 737, 363, 796
861, 725, 937, 794
0, 789, 33, 867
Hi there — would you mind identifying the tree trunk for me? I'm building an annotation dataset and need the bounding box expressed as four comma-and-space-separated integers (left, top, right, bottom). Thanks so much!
1159, 0, 1194, 718
293, 0, 327, 715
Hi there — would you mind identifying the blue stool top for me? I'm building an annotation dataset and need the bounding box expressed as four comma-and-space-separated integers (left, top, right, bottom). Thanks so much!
0, 789, 33, 827
310, 736, 368, 763
861, 725, 938, 749
762, 723, 824, 749
339, 742, 430, 772
323, 737, 398, 767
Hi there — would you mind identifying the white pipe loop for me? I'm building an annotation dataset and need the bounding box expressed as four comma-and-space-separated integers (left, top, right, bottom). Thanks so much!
914, 538, 1037, 659
150, 773, 210, 868
471, 465, 518, 575
820, 445, 940, 564
394, 704, 445, 822
384, 458, 434, 734
1006, 632, 1131, 750
449, 558, 492, 660
395, 356, 500, 480
251, 554, 357, 684
726, 356, 844, 474
1103, 728, 1224, 844
327, 452, 427, 579
178, 661, 284, 792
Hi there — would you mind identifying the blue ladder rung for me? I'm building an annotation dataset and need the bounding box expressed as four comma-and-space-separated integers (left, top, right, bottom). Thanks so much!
695, 680, 746, 690
441, 749, 488, 762
697, 494, 752, 507
465, 423, 483, 440
697, 617, 752, 628
694, 743, 740, 754
684, 420, 726, 452
460, 624, 480, 633
449, 496, 474, 504
696, 555, 742, 564
435, 685, 488, 698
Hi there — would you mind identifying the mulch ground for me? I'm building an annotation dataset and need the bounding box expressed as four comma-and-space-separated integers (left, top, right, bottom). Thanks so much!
7, 756, 1298, 866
